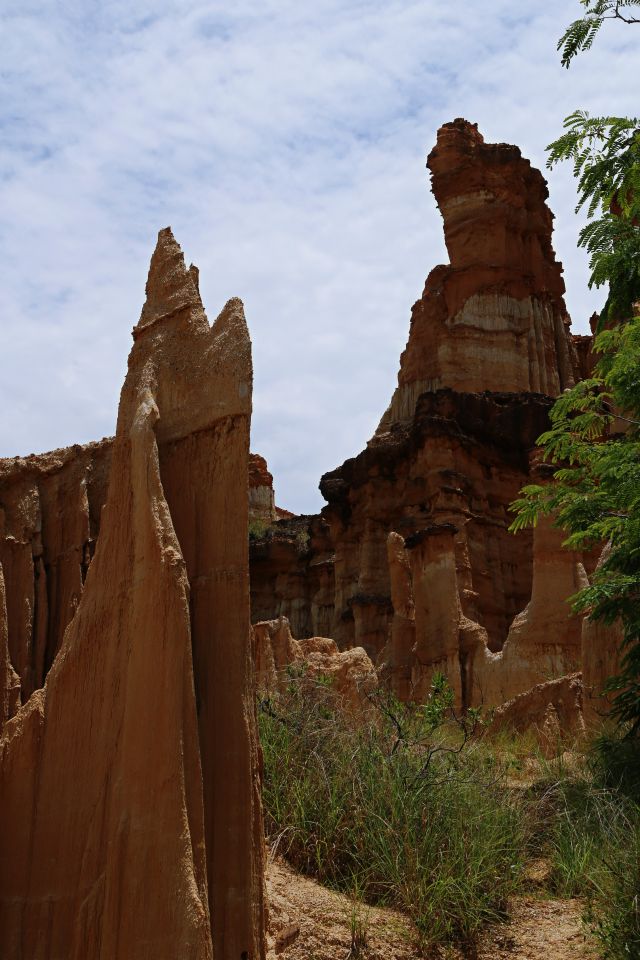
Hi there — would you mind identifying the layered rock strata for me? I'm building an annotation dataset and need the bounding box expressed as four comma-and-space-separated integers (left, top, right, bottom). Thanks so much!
378, 510, 587, 709
253, 390, 553, 665
249, 120, 613, 715
470, 513, 587, 705
378, 119, 579, 434
250, 514, 334, 641
383, 532, 415, 701
0, 229, 265, 958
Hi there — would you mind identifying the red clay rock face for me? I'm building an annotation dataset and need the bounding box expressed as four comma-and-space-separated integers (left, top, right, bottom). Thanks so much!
250, 513, 333, 640
471, 514, 587, 704
0, 442, 277, 707
252, 390, 553, 675
0, 440, 111, 703
383, 532, 415, 701
321, 389, 551, 661
378, 119, 578, 434
0, 229, 265, 959
248, 120, 615, 722
377, 512, 587, 710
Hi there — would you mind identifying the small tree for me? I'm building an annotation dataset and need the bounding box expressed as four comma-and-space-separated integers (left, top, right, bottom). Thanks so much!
511, 4, 640, 730
511, 319, 640, 730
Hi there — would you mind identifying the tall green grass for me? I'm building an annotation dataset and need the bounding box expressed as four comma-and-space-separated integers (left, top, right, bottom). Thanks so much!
260, 668, 640, 956
536, 734, 640, 959
259, 674, 527, 951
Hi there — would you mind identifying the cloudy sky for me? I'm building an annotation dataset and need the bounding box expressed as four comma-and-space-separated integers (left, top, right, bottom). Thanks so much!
1, 1, 637, 512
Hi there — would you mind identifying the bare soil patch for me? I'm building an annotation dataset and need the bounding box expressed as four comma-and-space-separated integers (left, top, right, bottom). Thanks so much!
266, 857, 598, 960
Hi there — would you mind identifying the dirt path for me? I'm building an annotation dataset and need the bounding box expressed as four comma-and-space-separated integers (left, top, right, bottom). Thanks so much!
477, 897, 596, 960
266, 858, 597, 960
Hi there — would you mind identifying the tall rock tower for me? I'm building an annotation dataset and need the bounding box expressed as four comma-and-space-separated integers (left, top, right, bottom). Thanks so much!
378, 118, 578, 433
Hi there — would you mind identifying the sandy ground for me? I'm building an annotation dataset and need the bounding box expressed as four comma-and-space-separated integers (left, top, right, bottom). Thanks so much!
266, 857, 598, 960
477, 896, 596, 960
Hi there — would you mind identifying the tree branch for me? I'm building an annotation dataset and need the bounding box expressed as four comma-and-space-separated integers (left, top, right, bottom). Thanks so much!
610, 1, 640, 23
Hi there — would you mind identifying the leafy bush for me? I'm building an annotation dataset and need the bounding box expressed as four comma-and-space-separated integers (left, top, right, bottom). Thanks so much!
259, 676, 527, 950
248, 518, 270, 541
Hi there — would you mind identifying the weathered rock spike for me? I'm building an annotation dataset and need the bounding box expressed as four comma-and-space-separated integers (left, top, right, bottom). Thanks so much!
0, 230, 265, 959
213, 294, 244, 325
376, 119, 579, 436
136, 226, 203, 335
211, 296, 251, 353
208, 297, 253, 404
383, 533, 415, 701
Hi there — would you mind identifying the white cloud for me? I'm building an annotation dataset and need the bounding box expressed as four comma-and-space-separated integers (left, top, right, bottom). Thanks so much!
1, 0, 637, 512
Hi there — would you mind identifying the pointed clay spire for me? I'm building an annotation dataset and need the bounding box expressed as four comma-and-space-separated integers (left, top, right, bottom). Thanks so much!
210, 297, 253, 393
135, 227, 202, 335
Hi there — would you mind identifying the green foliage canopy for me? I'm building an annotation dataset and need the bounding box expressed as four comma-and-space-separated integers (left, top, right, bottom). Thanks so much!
511, 320, 640, 729
547, 112, 640, 325
558, 0, 640, 67
512, 4, 640, 730
510, 304, 640, 727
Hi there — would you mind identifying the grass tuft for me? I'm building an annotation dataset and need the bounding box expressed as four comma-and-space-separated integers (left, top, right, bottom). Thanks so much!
259, 676, 527, 951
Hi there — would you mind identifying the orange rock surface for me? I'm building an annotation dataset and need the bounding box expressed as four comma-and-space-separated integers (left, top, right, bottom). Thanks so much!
488, 674, 585, 755
378, 119, 579, 434
376, 512, 587, 709
0, 440, 111, 703
0, 228, 265, 959
0, 442, 277, 707
256, 390, 553, 666
248, 120, 618, 724
253, 615, 376, 710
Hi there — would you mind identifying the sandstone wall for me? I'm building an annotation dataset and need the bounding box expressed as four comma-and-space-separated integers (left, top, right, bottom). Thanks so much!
377, 512, 587, 710
250, 514, 334, 641
378, 119, 579, 435
0, 440, 111, 704
488, 674, 585, 755
0, 229, 265, 958
252, 390, 551, 667
248, 119, 617, 719
0, 440, 277, 712
0, 566, 20, 730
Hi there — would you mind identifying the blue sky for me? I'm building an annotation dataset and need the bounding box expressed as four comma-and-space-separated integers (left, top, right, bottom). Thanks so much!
1, 1, 638, 512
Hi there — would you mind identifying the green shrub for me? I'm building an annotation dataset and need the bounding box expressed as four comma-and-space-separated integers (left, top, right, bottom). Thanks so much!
259, 677, 527, 951
248, 518, 269, 540
592, 730, 640, 804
